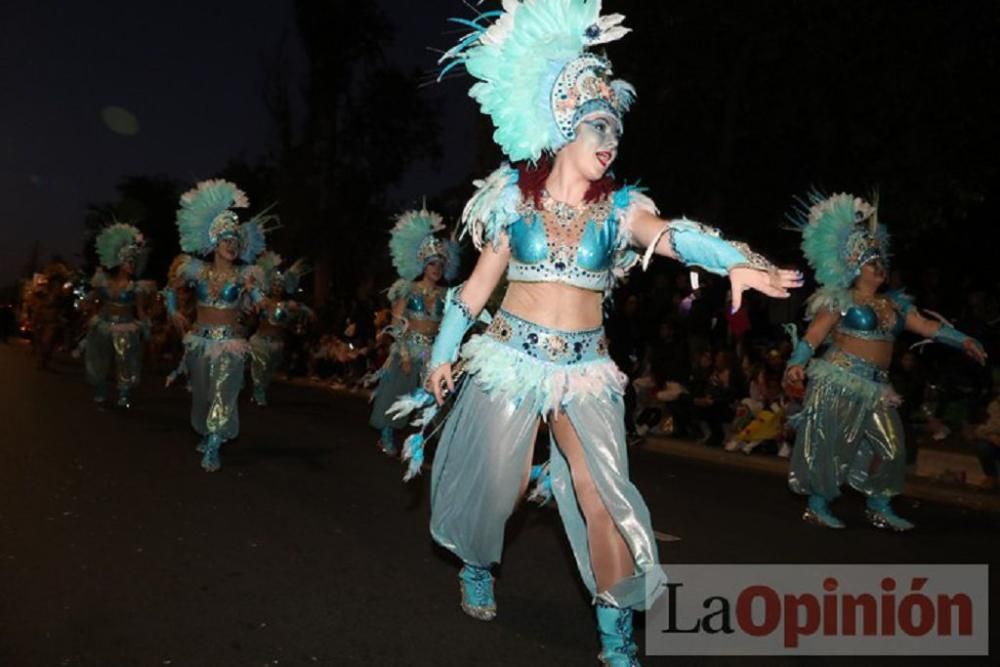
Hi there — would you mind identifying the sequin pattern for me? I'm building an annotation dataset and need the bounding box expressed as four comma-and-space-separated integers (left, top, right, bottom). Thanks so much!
507, 195, 618, 291
486, 309, 607, 365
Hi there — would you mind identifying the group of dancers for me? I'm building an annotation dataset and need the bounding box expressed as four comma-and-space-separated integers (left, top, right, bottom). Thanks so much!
71, 3, 986, 664
83, 179, 311, 471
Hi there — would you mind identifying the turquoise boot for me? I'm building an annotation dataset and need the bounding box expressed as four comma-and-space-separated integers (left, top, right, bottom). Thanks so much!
865, 496, 914, 531
116, 388, 131, 409
201, 434, 223, 472
802, 495, 845, 529
458, 564, 496, 621
596, 602, 640, 666
378, 425, 397, 456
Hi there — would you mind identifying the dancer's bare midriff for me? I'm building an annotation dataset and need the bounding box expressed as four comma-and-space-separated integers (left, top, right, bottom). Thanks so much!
196, 306, 241, 327
502, 281, 603, 331
407, 319, 440, 336
832, 332, 893, 369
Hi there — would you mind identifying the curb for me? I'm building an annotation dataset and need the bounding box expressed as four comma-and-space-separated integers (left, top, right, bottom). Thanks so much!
638, 435, 1000, 515
282, 376, 1000, 515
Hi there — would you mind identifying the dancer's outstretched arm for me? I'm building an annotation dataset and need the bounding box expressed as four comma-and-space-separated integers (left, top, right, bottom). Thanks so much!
906, 308, 987, 365
630, 209, 803, 312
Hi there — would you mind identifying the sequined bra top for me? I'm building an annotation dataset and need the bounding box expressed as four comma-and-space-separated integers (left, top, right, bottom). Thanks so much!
507, 195, 625, 292
97, 284, 138, 306
263, 302, 290, 326
462, 165, 646, 294
177, 256, 262, 310
91, 271, 155, 311
404, 288, 445, 322
834, 292, 910, 342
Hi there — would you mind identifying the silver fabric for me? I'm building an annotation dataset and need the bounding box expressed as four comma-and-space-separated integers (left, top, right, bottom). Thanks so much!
84, 318, 143, 393
249, 332, 284, 397
789, 348, 906, 500
430, 321, 666, 611
184, 329, 248, 441
370, 336, 430, 430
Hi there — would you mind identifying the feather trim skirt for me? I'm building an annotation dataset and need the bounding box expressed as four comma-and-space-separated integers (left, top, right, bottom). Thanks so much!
370, 332, 432, 430
430, 310, 665, 611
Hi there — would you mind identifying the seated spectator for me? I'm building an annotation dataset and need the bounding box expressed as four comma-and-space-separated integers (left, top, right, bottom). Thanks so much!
632, 320, 689, 438
726, 350, 788, 455
691, 349, 738, 447
964, 384, 1000, 491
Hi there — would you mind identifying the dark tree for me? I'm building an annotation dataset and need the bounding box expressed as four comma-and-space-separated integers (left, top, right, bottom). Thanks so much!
265, 1, 441, 307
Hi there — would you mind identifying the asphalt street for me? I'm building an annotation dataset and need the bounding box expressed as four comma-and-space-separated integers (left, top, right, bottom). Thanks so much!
0, 342, 996, 666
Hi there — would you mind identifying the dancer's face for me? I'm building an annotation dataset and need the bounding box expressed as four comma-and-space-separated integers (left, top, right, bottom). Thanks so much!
561, 112, 620, 181
216, 237, 240, 263
120, 261, 135, 277
423, 258, 444, 284
858, 260, 886, 289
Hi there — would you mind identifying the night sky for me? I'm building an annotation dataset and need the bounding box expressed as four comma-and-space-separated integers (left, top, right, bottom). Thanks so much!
2, 1, 997, 288
0, 0, 474, 285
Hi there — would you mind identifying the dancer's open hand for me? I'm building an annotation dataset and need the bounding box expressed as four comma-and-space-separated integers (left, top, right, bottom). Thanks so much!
964, 338, 988, 366
784, 364, 806, 387
728, 267, 804, 312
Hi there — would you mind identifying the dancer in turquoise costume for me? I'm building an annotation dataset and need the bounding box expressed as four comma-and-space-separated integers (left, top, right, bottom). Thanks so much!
249, 252, 313, 407
163, 179, 275, 472
412, 2, 803, 664
784, 192, 986, 530
370, 205, 458, 455
84, 223, 155, 408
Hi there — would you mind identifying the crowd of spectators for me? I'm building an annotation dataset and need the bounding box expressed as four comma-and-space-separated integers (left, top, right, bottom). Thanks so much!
605, 263, 1000, 489
13, 258, 1000, 489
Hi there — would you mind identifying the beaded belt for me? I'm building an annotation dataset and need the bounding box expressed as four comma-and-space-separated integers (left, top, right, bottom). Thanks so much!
403, 330, 434, 347
823, 347, 889, 383
485, 309, 608, 366
191, 323, 243, 341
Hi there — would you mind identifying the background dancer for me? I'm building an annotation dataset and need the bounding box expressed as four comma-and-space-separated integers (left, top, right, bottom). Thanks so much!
163, 179, 275, 472
249, 251, 313, 407
784, 192, 986, 530
369, 206, 457, 455
83, 223, 153, 408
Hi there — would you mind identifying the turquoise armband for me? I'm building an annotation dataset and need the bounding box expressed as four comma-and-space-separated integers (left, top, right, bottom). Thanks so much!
934, 323, 982, 354
668, 219, 776, 276
787, 339, 814, 368
428, 286, 475, 371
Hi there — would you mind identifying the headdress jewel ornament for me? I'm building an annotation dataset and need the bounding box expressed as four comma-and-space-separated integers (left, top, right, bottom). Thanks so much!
439, 0, 635, 163
95, 222, 148, 272
788, 190, 890, 289
176, 179, 278, 263
389, 205, 460, 282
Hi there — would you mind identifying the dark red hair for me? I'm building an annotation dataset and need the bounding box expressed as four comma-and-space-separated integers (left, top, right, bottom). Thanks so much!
515, 155, 618, 209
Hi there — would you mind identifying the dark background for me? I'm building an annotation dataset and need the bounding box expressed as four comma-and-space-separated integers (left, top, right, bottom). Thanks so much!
2, 0, 997, 302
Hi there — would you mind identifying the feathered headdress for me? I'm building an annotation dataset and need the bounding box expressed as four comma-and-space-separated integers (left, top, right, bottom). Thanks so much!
256, 251, 312, 295
439, 0, 635, 162
389, 205, 459, 282
95, 222, 148, 274
787, 190, 890, 289
176, 179, 278, 263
